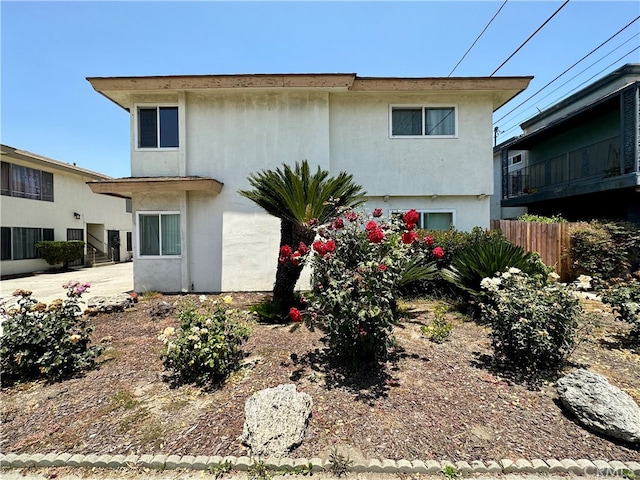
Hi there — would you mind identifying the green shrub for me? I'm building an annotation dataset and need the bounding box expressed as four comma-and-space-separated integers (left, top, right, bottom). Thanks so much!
159, 296, 251, 387
569, 221, 638, 285
517, 213, 567, 223
480, 269, 580, 376
421, 304, 453, 343
601, 277, 640, 342
440, 238, 549, 300
0, 281, 101, 387
35, 240, 85, 268
303, 209, 442, 365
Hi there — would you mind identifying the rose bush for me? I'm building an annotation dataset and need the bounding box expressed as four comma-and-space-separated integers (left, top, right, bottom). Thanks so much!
281, 209, 443, 365
0, 282, 101, 386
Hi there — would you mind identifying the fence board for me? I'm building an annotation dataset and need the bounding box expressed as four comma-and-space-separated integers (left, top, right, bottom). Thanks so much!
490, 220, 572, 281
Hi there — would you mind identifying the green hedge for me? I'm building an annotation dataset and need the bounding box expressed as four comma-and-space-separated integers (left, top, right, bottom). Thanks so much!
35, 240, 85, 267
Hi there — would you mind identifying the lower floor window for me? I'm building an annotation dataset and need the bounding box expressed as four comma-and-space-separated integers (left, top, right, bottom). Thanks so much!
138, 212, 181, 256
1, 227, 54, 260
393, 210, 454, 231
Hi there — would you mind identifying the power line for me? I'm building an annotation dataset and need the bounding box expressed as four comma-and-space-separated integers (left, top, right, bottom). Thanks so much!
490, 0, 570, 76
494, 15, 640, 125
448, 0, 508, 77
496, 47, 640, 142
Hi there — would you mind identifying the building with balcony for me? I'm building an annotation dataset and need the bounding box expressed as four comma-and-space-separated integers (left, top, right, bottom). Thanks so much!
494, 63, 640, 224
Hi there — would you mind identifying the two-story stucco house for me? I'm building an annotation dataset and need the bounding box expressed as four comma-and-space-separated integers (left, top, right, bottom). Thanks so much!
1, 144, 133, 277
87, 73, 531, 293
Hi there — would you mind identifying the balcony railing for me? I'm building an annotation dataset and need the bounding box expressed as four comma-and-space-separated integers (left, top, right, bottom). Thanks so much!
505, 136, 622, 198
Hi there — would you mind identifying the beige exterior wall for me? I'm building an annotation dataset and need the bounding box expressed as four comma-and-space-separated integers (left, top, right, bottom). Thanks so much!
1, 150, 132, 277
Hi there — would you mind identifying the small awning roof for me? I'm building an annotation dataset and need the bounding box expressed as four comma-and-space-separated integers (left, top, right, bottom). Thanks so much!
87, 176, 224, 197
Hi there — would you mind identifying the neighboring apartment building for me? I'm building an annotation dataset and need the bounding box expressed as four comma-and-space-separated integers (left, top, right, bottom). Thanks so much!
495, 63, 640, 223
87, 73, 532, 293
1, 144, 132, 277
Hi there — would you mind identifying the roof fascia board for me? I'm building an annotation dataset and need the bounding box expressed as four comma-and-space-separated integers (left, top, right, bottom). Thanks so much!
1, 144, 112, 180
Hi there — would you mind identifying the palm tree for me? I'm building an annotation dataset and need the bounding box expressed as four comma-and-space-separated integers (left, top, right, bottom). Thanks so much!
239, 160, 366, 312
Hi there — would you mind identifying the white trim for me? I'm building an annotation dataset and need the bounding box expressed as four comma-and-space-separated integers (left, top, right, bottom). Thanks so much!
136, 210, 182, 259
388, 104, 458, 139
133, 103, 180, 151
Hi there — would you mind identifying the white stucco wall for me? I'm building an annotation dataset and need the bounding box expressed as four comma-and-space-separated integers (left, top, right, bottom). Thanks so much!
126, 87, 500, 292
1, 155, 132, 276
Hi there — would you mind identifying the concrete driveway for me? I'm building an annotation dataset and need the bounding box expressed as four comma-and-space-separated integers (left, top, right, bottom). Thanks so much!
1, 262, 133, 308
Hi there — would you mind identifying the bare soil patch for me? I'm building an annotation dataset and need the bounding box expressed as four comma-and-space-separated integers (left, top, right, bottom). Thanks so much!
1, 293, 638, 462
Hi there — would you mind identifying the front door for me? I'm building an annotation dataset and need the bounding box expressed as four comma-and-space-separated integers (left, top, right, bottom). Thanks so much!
108, 230, 120, 262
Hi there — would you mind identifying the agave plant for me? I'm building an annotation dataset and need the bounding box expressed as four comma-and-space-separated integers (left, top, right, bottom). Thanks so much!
441, 239, 548, 299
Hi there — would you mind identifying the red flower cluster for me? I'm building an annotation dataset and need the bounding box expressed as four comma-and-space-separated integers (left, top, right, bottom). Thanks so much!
403, 209, 420, 231
432, 246, 445, 259
289, 307, 303, 323
378, 264, 387, 272
402, 230, 419, 245
424, 235, 434, 247
279, 242, 309, 265
332, 217, 345, 229
344, 211, 358, 222
313, 239, 336, 256
372, 208, 383, 218
364, 220, 384, 243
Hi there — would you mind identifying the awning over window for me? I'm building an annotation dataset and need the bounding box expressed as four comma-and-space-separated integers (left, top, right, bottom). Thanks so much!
87, 176, 224, 198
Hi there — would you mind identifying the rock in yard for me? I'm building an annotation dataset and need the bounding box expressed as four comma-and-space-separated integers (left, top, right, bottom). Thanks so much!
557, 369, 640, 444
241, 383, 313, 457
85, 293, 133, 315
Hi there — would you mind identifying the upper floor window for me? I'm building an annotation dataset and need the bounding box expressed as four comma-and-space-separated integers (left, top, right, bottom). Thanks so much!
390, 106, 457, 137
1, 161, 54, 202
137, 106, 179, 149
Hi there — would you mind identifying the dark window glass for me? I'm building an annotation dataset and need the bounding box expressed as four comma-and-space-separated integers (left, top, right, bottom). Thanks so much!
41, 171, 54, 201
1, 162, 10, 196
159, 107, 179, 148
12, 227, 42, 260
139, 215, 160, 255
126, 231, 132, 252
1, 226, 11, 260
42, 228, 54, 241
138, 108, 158, 148
392, 108, 422, 136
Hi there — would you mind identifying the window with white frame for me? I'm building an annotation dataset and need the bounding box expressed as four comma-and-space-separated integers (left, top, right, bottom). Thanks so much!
393, 210, 455, 231
137, 106, 179, 149
138, 212, 181, 257
390, 106, 457, 137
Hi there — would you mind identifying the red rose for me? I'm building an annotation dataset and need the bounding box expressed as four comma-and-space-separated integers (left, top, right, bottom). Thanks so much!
424, 235, 434, 247
344, 211, 358, 222
433, 246, 445, 259
372, 208, 383, 218
368, 228, 385, 244
289, 307, 303, 323
365, 221, 378, 231
290, 252, 301, 266
378, 264, 387, 272
325, 240, 336, 253
402, 231, 419, 244
298, 242, 309, 256
280, 245, 292, 257
332, 217, 345, 229
312, 240, 326, 255
403, 209, 420, 229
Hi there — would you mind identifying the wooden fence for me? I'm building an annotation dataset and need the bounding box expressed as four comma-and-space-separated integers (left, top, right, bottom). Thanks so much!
490, 220, 572, 281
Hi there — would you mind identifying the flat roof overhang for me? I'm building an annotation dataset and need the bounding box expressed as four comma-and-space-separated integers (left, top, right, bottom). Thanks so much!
87, 176, 224, 197
87, 73, 533, 112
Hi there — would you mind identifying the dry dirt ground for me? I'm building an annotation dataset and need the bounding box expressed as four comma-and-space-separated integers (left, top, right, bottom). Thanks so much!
1, 293, 639, 463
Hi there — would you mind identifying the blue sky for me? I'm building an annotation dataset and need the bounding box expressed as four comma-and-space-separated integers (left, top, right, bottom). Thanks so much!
2, 1, 639, 178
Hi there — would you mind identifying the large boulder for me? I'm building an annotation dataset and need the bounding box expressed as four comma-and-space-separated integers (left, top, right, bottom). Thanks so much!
557, 369, 640, 444
85, 293, 134, 315
241, 383, 313, 457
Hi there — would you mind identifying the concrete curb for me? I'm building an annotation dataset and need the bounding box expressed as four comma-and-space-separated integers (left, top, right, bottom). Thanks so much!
1, 453, 639, 477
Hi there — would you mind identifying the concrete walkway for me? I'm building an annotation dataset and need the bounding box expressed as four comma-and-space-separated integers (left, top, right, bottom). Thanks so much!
0, 262, 133, 308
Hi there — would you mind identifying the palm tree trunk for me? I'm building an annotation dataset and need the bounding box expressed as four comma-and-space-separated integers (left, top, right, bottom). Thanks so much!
272, 220, 315, 311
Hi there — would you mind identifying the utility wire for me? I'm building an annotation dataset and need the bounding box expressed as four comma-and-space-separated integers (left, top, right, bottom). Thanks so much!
490, 0, 570, 76
494, 15, 640, 124
496, 46, 640, 141
448, 0, 508, 77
